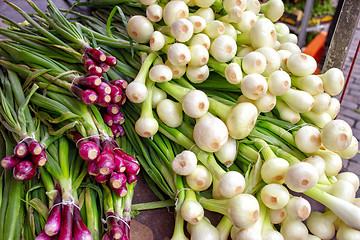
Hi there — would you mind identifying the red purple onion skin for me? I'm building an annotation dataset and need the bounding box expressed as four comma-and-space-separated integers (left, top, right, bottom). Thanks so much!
76, 75, 102, 89
110, 85, 123, 104
123, 158, 140, 175
107, 104, 120, 116
88, 66, 103, 77
99, 62, 110, 73
109, 172, 127, 189
88, 160, 100, 176
58, 203, 74, 240
87, 48, 107, 63
102, 233, 112, 240
110, 79, 128, 90
44, 190, 62, 236
111, 125, 121, 138
73, 207, 93, 240
81, 89, 99, 105
127, 174, 138, 184
13, 160, 37, 181
95, 82, 111, 95
119, 92, 127, 106
31, 151, 48, 167
112, 113, 125, 125
84, 58, 96, 71
110, 225, 125, 240
94, 173, 109, 183
117, 125, 125, 137
103, 113, 114, 127
1, 155, 20, 169
112, 185, 127, 197
71, 85, 98, 104
114, 154, 126, 173
96, 153, 115, 175
113, 149, 138, 164
14, 142, 28, 158
97, 93, 111, 107
79, 141, 100, 161
34, 231, 52, 240
27, 140, 42, 156
105, 55, 118, 67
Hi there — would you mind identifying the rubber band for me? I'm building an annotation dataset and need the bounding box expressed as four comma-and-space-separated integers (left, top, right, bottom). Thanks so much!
256, 145, 266, 156
75, 134, 106, 147
279, 123, 311, 138
188, 144, 197, 151
82, 47, 91, 63
106, 215, 131, 230
18, 134, 36, 145
174, 188, 192, 208
48, 198, 80, 214
51, 70, 78, 82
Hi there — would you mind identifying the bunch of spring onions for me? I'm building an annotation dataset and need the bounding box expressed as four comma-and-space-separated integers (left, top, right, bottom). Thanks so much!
0, 125, 25, 239
1, 0, 133, 138
70, 0, 360, 239
34, 136, 92, 240
0, 68, 56, 181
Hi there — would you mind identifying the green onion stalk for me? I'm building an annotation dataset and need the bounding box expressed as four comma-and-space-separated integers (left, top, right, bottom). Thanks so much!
29, 85, 140, 196
122, 105, 204, 240
31, 136, 93, 239
0, 0, 145, 136
0, 127, 25, 240
0, 68, 58, 181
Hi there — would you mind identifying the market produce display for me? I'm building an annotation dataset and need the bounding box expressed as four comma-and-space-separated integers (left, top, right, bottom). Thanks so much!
0, 0, 359, 239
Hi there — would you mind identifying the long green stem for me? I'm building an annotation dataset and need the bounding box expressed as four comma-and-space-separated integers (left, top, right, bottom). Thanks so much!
157, 81, 191, 102
208, 98, 233, 122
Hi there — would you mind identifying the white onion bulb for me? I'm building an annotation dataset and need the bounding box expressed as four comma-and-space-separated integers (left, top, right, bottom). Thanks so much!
171, 150, 197, 175
193, 114, 229, 152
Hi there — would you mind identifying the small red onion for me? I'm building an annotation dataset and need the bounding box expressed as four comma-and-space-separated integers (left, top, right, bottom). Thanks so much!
87, 48, 107, 62
27, 140, 42, 156
84, 58, 97, 71
111, 79, 128, 90
99, 62, 110, 73
79, 141, 100, 161
109, 172, 127, 189
88, 66, 103, 77
13, 160, 37, 181
95, 82, 112, 95
31, 151, 47, 167
1, 155, 20, 169
103, 113, 114, 127
14, 142, 28, 158
127, 174, 138, 184
35, 231, 52, 240
76, 75, 102, 89
114, 154, 126, 173
97, 93, 112, 107
113, 185, 128, 197
96, 153, 115, 175
112, 112, 125, 125
107, 104, 120, 116
110, 224, 125, 240
88, 160, 99, 176
106, 55, 118, 67
110, 85, 123, 104
94, 173, 109, 183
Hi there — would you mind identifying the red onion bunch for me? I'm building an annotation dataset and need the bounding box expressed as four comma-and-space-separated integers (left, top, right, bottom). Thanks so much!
69, 131, 139, 197
101, 79, 128, 138
35, 189, 91, 240
70, 48, 125, 107
1, 138, 46, 181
